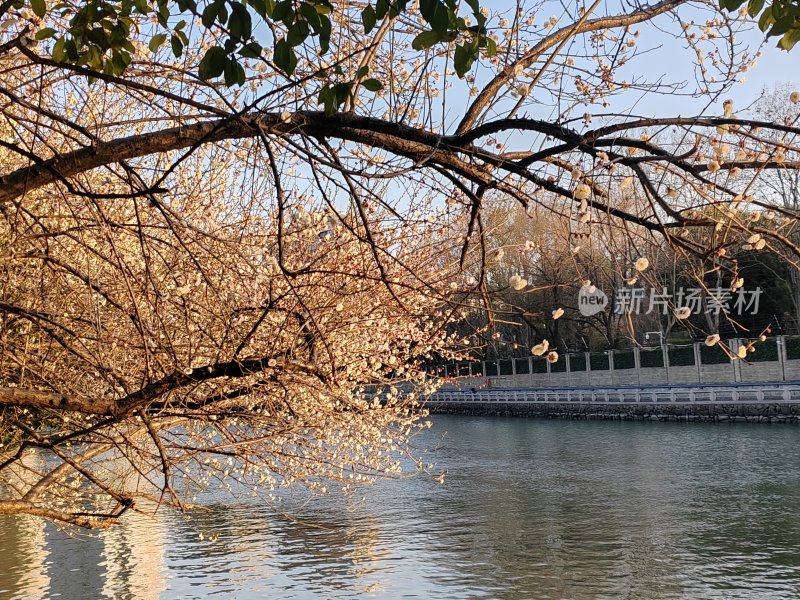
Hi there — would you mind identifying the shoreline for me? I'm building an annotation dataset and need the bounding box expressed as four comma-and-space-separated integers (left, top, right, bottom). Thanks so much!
426, 401, 800, 423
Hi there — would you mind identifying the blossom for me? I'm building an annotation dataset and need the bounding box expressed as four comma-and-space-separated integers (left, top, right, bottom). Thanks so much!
552, 308, 564, 320
532, 339, 550, 356
675, 306, 692, 320
546, 351, 559, 363
492, 248, 505, 261
509, 275, 527, 291
747, 233, 761, 244
731, 277, 744, 290
707, 160, 721, 172
704, 334, 720, 346
736, 345, 748, 359
574, 183, 591, 200
634, 257, 649, 271
722, 99, 734, 117
791, 91, 800, 104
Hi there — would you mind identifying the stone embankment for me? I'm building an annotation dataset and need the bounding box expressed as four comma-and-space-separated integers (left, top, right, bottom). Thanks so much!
428, 401, 800, 422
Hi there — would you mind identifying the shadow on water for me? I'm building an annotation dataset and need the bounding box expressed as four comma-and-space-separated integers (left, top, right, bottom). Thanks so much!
2, 417, 800, 599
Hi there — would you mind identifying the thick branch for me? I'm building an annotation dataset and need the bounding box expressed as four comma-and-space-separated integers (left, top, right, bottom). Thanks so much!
0, 386, 116, 415
0, 501, 117, 528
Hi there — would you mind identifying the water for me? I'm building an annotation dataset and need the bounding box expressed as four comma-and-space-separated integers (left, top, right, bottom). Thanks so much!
2, 417, 800, 599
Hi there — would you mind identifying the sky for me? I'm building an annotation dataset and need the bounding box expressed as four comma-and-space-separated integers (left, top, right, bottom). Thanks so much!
727, 34, 797, 107
466, 0, 800, 128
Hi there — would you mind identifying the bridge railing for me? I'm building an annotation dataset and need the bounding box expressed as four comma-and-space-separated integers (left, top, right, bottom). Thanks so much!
430, 381, 800, 405
432, 336, 800, 390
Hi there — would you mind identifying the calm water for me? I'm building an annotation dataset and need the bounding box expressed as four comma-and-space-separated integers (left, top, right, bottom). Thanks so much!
2, 417, 800, 599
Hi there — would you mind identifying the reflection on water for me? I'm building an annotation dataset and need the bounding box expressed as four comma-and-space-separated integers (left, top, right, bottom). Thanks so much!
2, 418, 800, 599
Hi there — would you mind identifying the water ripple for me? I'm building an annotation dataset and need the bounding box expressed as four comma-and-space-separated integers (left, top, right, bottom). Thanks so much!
2, 418, 800, 598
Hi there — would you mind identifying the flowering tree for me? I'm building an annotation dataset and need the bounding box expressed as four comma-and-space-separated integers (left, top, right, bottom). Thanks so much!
2, 0, 800, 527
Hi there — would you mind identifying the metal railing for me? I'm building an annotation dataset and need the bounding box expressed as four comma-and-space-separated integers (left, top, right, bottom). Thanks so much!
432, 335, 800, 387
430, 381, 800, 405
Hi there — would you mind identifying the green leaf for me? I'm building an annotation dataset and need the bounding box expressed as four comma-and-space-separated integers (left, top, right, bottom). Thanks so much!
273, 0, 293, 21
778, 27, 800, 50
148, 32, 167, 52
718, 0, 741, 11
224, 57, 238, 85
51, 36, 66, 61
239, 40, 262, 58
375, 0, 389, 19
273, 37, 297, 74
387, 0, 405, 18
314, 1, 332, 15
35, 27, 57, 40
318, 83, 335, 115
758, 7, 775, 30
198, 45, 227, 79
170, 34, 184, 57
746, 0, 764, 17
229, 2, 252, 40
361, 77, 382, 91
202, 1, 221, 27
362, 4, 376, 34
31, 0, 46, 18
420, 0, 449, 33
485, 35, 496, 57
286, 20, 310, 46
300, 2, 322, 31
248, 0, 268, 18
111, 49, 132, 75
317, 13, 331, 53
333, 81, 352, 105
454, 42, 476, 77
412, 29, 440, 50
463, 0, 480, 13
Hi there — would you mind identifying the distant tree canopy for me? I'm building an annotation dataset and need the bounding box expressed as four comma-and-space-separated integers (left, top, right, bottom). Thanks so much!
2, 0, 800, 527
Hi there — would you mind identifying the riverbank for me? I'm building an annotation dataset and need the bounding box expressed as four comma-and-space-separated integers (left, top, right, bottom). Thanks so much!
427, 401, 800, 422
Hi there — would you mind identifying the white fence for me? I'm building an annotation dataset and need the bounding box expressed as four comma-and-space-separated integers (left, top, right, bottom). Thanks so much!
436, 336, 800, 390
431, 382, 800, 406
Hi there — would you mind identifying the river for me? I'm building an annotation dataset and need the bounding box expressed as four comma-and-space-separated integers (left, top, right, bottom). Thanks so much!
2, 417, 800, 599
